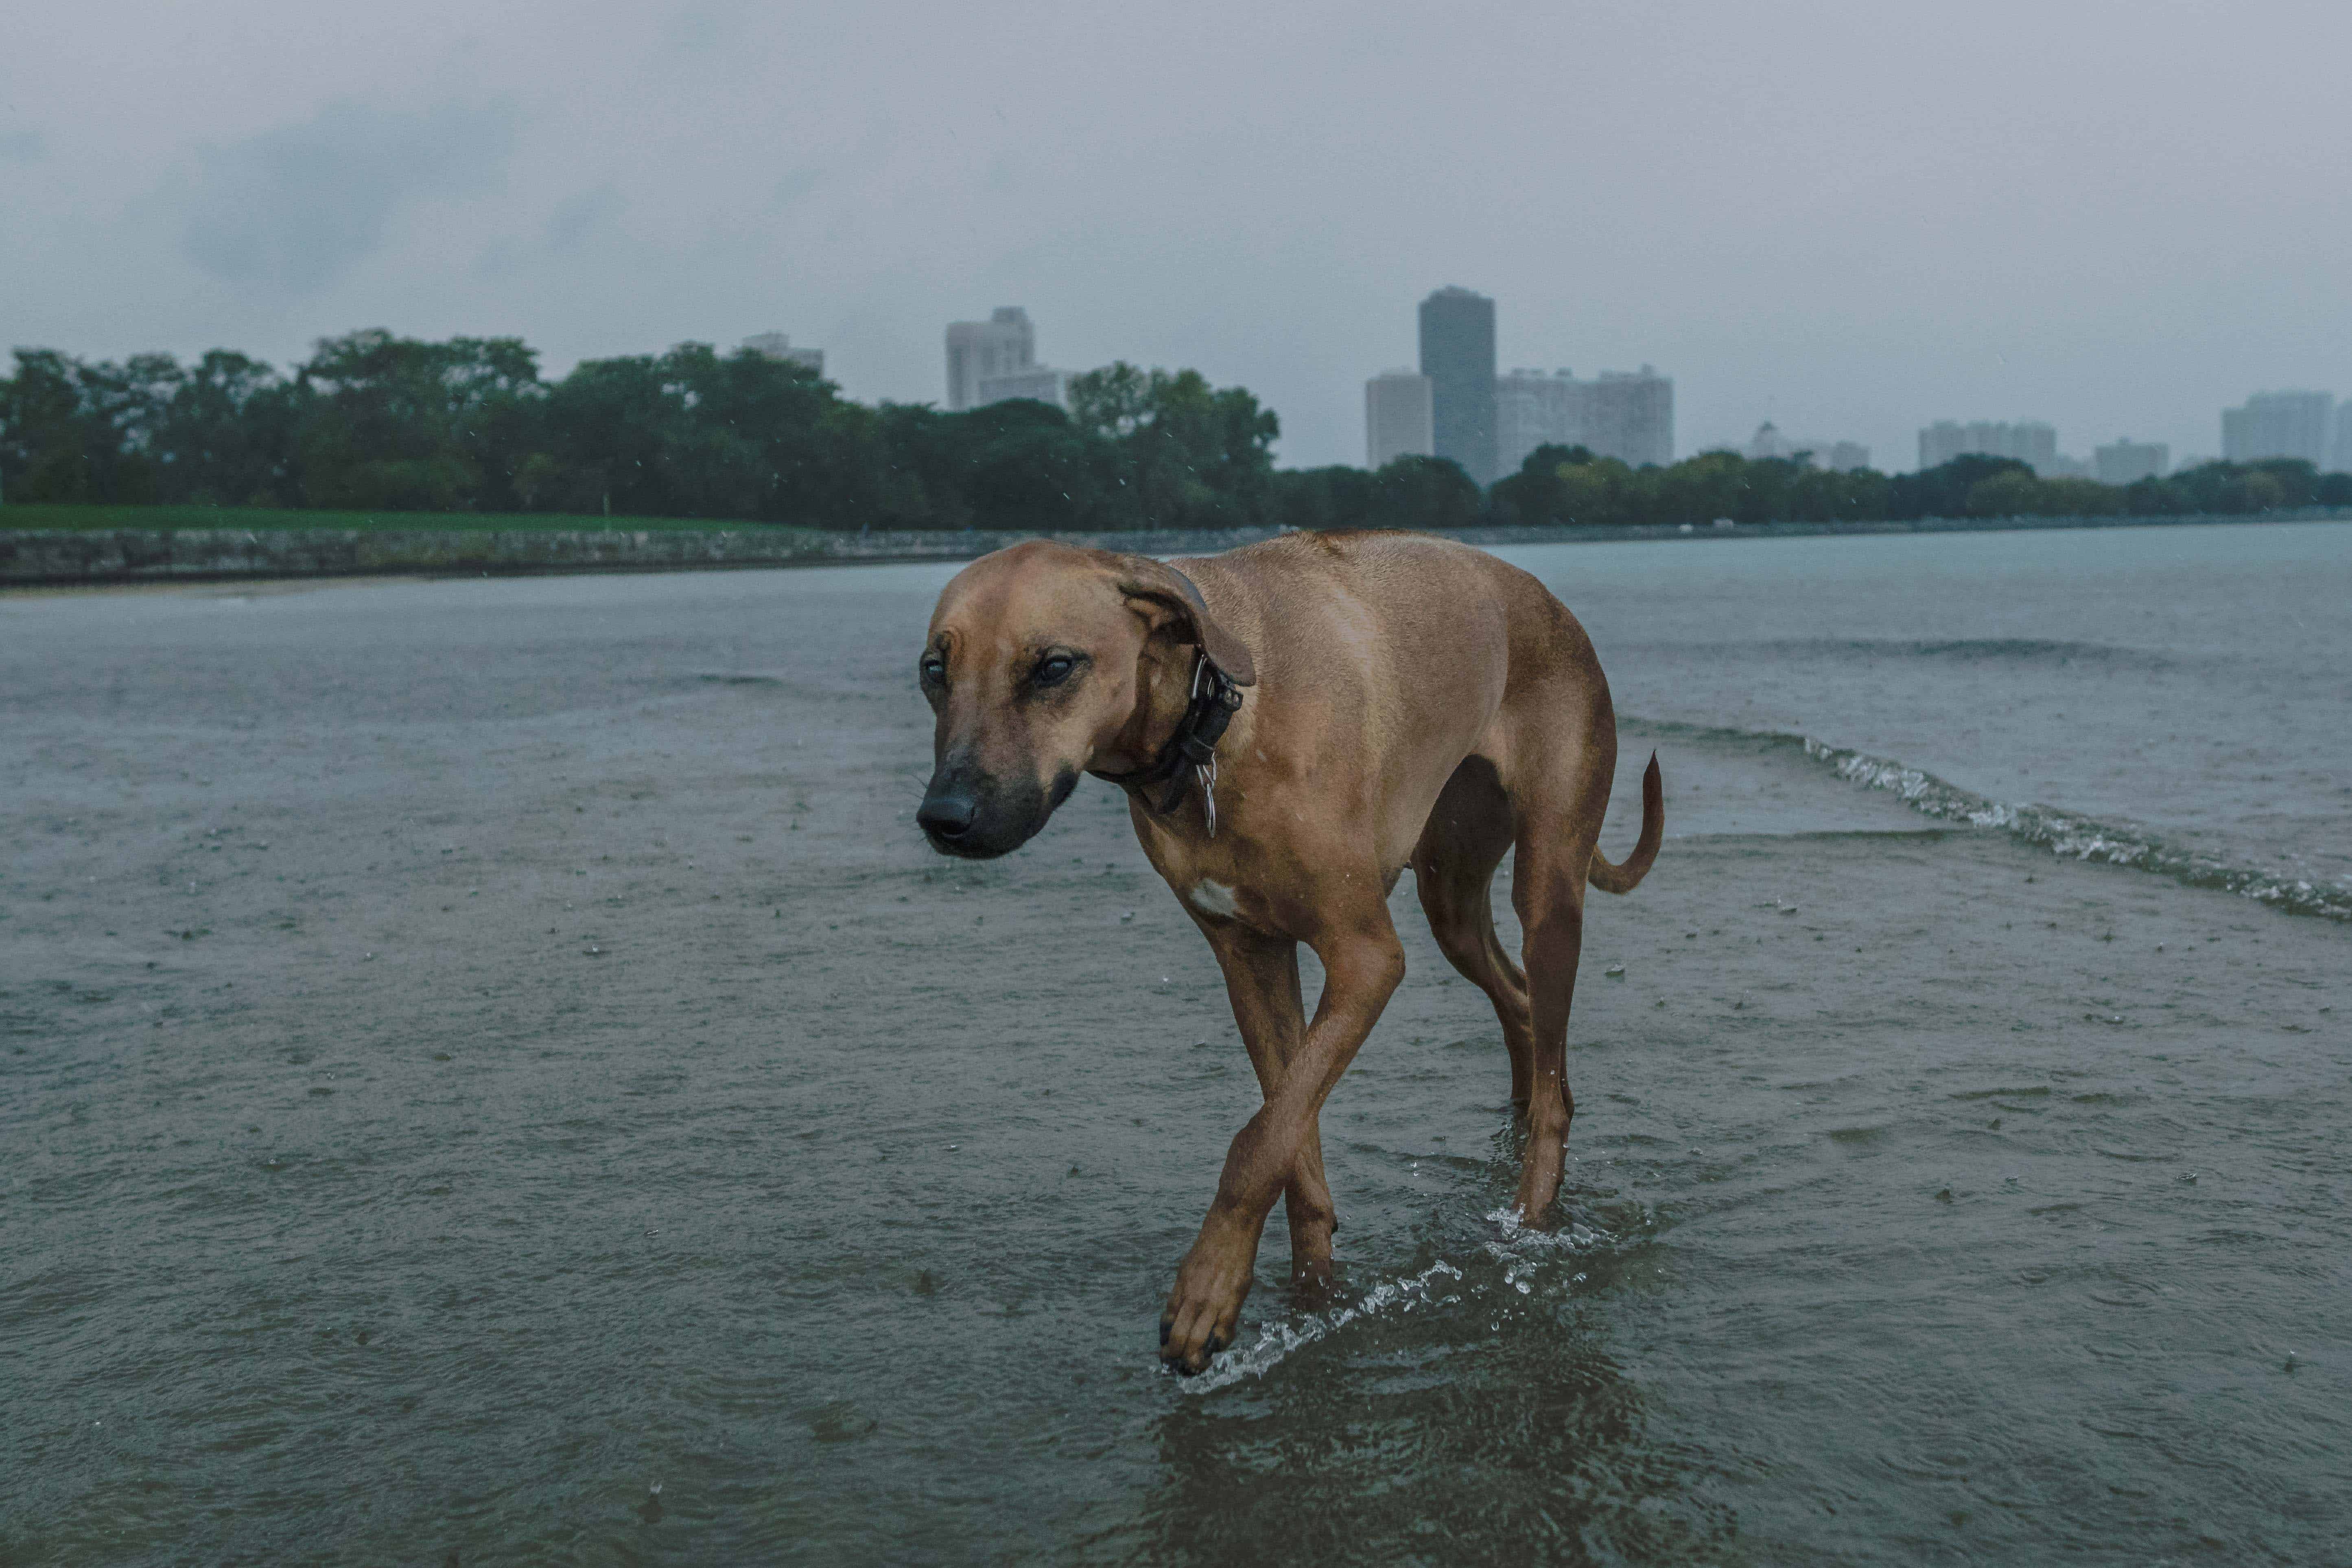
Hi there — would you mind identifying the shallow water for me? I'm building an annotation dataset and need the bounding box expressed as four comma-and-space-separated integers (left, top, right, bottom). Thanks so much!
4, 522, 2348, 1564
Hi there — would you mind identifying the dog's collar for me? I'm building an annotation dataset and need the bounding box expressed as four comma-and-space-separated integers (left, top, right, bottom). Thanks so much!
1090, 649, 1245, 833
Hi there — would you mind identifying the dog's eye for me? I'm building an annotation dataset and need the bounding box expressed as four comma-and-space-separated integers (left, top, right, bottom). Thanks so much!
1033, 655, 1075, 688
919, 656, 946, 684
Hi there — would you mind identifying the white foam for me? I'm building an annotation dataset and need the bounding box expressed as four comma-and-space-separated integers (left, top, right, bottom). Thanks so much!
1483, 1203, 1614, 1255
1180, 1207, 1626, 1393
1178, 1259, 1466, 1394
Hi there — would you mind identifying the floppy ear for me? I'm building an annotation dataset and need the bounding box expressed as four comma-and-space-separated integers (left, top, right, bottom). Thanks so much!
1108, 555, 1257, 687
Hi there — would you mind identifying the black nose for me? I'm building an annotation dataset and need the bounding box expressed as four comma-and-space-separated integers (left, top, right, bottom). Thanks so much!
918, 791, 977, 839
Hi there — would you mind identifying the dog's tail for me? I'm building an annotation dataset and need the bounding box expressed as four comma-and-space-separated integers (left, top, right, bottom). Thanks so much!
1588, 752, 1663, 894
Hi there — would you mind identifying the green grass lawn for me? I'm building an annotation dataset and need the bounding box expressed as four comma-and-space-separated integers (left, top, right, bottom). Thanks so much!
0, 503, 819, 536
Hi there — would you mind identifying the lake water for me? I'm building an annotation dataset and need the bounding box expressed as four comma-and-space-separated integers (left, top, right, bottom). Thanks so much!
4, 520, 2348, 1564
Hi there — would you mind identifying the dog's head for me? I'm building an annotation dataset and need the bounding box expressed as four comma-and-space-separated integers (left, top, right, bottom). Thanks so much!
914, 540, 1254, 859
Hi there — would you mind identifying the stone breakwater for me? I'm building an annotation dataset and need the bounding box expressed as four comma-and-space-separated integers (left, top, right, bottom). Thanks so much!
4, 508, 2348, 584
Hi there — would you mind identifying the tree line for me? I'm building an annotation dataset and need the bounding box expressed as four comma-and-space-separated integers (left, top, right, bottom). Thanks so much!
4, 332, 2346, 530
0, 332, 1285, 533
1480, 446, 2352, 527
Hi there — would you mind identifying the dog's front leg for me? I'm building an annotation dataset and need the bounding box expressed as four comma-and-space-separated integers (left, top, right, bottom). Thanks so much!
1198, 923, 1337, 1292
1161, 914, 1405, 1373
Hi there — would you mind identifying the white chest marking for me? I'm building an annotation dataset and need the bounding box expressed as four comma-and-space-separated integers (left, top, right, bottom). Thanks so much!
1188, 879, 1241, 918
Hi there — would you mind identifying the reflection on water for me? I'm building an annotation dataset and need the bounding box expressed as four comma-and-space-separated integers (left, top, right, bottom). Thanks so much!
1130, 1188, 1728, 1566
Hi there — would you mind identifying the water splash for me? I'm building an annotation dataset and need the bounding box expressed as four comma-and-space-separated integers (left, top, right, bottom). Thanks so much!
1179, 1259, 1466, 1394
1182, 1204, 1628, 1393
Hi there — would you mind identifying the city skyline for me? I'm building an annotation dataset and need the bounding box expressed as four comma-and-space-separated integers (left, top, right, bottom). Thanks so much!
802, 300, 2348, 476
816, 299, 2328, 479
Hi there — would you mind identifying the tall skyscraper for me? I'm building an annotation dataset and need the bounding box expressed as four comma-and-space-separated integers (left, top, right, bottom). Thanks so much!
2094, 438, 2169, 485
1419, 287, 1498, 486
2335, 404, 2352, 473
944, 308, 1037, 411
2222, 391, 2335, 466
1364, 370, 1435, 468
741, 332, 824, 373
1918, 420, 2061, 475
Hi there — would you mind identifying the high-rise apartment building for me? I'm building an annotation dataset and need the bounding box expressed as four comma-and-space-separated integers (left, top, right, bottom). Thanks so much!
1494, 369, 1578, 476
1491, 365, 1676, 474
1584, 368, 1674, 470
1365, 370, 1436, 469
1419, 287, 1498, 486
741, 332, 824, 373
945, 308, 1040, 411
1919, 420, 2061, 475
2094, 439, 2169, 485
2222, 391, 2334, 466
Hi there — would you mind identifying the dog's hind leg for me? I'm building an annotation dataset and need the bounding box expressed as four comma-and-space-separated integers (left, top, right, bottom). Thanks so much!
1198, 924, 1337, 1291
1505, 820, 1591, 1224
1501, 707, 1615, 1224
1413, 757, 1536, 1104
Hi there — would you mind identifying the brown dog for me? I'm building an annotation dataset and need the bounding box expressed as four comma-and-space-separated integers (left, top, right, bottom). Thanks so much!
916, 530, 1661, 1373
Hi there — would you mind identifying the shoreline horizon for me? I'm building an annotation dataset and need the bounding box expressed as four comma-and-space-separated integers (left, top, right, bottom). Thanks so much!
5, 506, 2349, 588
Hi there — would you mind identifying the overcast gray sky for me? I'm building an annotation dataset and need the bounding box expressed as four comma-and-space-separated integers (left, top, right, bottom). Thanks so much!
4, 0, 2346, 470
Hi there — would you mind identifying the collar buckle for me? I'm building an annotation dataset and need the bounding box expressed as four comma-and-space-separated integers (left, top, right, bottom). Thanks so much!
1093, 649, 1244, 831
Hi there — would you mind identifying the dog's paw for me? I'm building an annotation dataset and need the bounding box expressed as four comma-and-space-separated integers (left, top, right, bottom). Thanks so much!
1158, 1220, 1258, 1375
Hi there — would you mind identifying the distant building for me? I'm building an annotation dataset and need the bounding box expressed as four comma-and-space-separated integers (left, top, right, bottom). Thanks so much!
1744, 420, 1867, 471
1365, 369, 1436, 469
1584, 367, 1674, 469
1494, 369, 1578, 476
1743, 421, 1794, 460
741, 332, 823, 374
2337, 404, 2352, 473
2094, 438, 2169, 485
1419, 287, 1498, 486
946, 308, 1062, 411
1489, 364, 1675, 473
1919, 420, 2061, 475
2222, 390, 2334, 466
975, 366, 1069, 409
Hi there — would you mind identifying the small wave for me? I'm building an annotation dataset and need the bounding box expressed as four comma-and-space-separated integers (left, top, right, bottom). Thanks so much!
1621, 716, 2349, 920
1751, 637, 2177, 670
1800, 737, 2352, 922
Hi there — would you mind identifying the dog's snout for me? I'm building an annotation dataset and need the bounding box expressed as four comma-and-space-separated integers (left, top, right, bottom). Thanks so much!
917, 789, 979, 840
916, 758, 1058, 860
